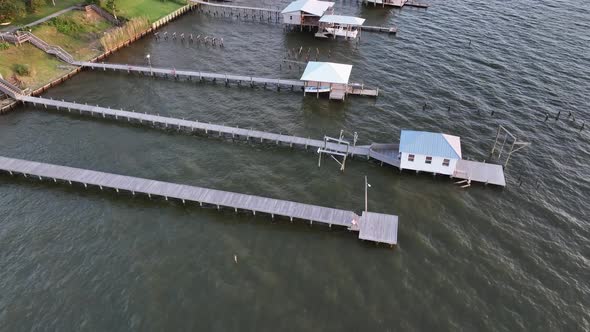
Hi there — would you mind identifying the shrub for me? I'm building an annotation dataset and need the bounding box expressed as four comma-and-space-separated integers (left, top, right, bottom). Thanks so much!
0, 42, 10, 51
100, 17, 150, 51
13, 64, 30, 76
26, 0, 46, 13
0, 0, 26, 22
49, 16, 84, 35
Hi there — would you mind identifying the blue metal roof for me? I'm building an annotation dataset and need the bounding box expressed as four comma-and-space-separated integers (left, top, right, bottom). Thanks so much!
399, 130, 461, 159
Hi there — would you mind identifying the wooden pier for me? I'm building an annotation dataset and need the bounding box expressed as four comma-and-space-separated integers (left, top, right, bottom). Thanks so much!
74, 61, 305, 89
361, 25, 398, 34
74, 61, 380, 98
19, 95, 388, 158
0, 156, 399, 246
363, 0, 429, 8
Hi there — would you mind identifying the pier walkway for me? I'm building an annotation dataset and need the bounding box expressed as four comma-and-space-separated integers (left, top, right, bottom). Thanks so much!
0, 156, 399, 245
73, 61, 306, 89
74, 61, 379, 98
18, 95, 386, 159
363, 0, 429, 8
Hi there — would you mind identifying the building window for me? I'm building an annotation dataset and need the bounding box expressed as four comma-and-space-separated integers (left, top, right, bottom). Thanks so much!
425, 156, 432, 164
408, 154, 415, 162
290, 15, 292, 20
442, 159, 450, 167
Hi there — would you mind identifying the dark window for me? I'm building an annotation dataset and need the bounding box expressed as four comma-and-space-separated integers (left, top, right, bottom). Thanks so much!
425, 156, 432, 164
408, 154, 415, 162
290, 15, 292, 20
442, 159, 450, 167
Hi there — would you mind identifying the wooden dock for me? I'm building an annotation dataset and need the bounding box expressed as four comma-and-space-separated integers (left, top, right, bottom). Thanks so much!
363, 0, 429, 8
453, 160, 506, 187
74, 61, 380, 98
74, 61, 305, 89
361, 25, 398, 34
0, 155, 399, 246
19, 95, 383, 157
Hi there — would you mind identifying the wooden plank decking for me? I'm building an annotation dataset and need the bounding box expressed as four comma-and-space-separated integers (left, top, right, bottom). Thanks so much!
74, 61, 304, 88
0, 155, 399, 245
454, 160, 506, 186
361, 25, 398, 34
75, 61, 380, 98
20, 95, 375, 157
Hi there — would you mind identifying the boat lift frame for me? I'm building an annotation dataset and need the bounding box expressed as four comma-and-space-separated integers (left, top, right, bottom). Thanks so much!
490, 125, 531, 168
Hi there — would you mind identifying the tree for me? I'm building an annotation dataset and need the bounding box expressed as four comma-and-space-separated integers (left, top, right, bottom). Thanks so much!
0, 0, 26, 22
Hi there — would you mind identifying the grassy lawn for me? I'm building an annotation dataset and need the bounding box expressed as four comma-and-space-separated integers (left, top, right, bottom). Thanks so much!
32, 10, 113, 61
111, 0, 185, 22
5, 0, 82, 28
0, 44, 72, 89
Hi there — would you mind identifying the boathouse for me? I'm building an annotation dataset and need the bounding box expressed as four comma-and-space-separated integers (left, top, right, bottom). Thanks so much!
399, 130, 462, 176
281, 0, 335, 30
300, 61, 352, 100
316, 15, 366, 39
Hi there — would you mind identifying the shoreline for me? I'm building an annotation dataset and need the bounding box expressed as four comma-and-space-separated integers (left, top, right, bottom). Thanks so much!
1, 4, 196, 114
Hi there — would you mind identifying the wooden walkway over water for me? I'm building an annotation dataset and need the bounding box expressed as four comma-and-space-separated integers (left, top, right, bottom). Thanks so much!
19, 95, 393, 158
74, 61, 305, 89
74, 61, 380, 98
0, 155, 398, 245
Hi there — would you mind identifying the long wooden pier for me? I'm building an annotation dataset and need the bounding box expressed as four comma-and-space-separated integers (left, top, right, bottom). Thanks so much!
74, 61, 380, 98
363, 0, 429, 8
18, 95, 387, 159
74, 61, 305, 89
0, 155, 399, 246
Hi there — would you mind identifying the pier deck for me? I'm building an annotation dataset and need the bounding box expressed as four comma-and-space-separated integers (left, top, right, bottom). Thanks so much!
361, 25, 398, 34
19, 95, 378, 157
454, 160, 506, 186
74, 61, 379, 98
74, 61, 305, 88
363, 0, 429, 8
0, 156, 398, 245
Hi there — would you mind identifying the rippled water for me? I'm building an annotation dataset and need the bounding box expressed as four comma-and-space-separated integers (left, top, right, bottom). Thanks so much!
1, 0, 589, 330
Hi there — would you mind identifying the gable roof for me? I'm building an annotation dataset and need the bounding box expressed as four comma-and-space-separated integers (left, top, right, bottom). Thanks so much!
319, 15, 366, 26
281, 0, 335, 16
300, 62, 353, 84
399, 130, 462, 159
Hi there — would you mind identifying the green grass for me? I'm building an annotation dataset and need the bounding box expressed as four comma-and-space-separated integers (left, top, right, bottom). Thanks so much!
32, 10, 113, 60
110, 0, 185, 23
0, 43, 72, 89
6, 0, 81, 28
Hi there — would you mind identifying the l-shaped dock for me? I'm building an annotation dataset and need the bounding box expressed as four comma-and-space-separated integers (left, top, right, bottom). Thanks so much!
0, 156, 399, 246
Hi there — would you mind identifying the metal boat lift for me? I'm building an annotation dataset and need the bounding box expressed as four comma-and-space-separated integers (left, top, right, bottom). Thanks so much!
317, 130, 358, 171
